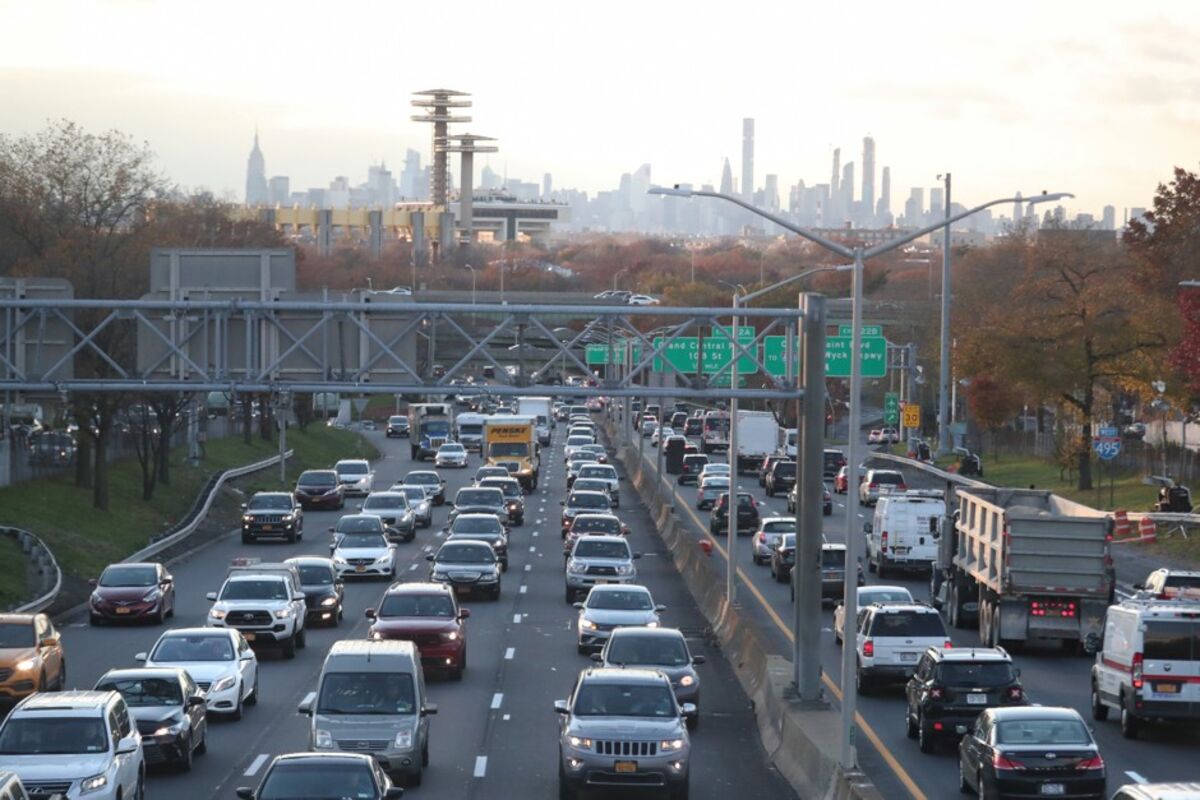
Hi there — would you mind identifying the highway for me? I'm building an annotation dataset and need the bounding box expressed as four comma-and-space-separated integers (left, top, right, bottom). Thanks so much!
626, 425, 1200, 799
54, 422, 797, 799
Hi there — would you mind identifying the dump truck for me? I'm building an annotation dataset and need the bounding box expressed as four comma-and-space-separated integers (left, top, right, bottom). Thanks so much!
483, 414, 540, 491
932, 487, 1114, 653
408, 402, 453, 461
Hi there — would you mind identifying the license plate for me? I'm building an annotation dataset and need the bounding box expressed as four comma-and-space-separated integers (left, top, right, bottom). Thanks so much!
593, 580, 610, 585
967, 693, 988, 705
355, 565, 366, 573
115, 607, 131, 615
1040, 784, 1065, 796
1155, 682, 1180, 694
900, 652, 918, 662
892, 546, 908, 555
261, 524, 272, 531
243, 632, 256, 641
614, 761, 637, 774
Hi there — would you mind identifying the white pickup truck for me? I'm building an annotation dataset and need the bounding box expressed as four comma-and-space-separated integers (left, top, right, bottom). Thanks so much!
206, 559, 308, 658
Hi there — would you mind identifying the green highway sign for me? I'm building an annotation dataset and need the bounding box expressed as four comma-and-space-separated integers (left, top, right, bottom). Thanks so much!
884, 392, 900, 426
838, 324, 883, 337
652, 337, 699, 373
585, 342, 642, 366
652, 328, 757, 375
762, 336, 798, 377
825, 336, 887, 378
585, 344, 607, 365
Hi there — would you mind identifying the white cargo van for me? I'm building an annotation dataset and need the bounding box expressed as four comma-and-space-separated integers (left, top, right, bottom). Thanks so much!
865, 491, 943, 578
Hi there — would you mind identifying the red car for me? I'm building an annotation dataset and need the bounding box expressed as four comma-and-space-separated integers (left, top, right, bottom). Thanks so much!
834, 465, 865, 494
89, 562, 175, 625
293, 469, 345, 510
366, 582, 469, 680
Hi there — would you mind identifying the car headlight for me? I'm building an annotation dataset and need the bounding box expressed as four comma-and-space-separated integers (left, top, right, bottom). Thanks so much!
645, 621, 659, 628
375, 552, 393, 564
242, 515, 254, 523
567, 735, 593, 749
274, 608, 293, 619
282, 514, 294, 522
432, 570, 448, 580
80, 773, 108, 794
567, 560, 584, 574
143, 588, 160, 602
332, 556, 348, 565
211, 675, 237, 694
208, 609, 227, 620
441, 631, 459, 641
660, 738, 686, 752
679, 675, 696, 687
90, 592, 102, 605
394, 729, 413, 749
320, 595, 338, 607
314, 729, 334, 748
615, 564, 634, 576
154, 714, 186, 736
14, 658, 37, 672
579, 618, 597, 631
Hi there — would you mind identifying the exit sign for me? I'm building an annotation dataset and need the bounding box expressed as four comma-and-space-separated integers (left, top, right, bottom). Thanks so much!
838, 325, 883, 337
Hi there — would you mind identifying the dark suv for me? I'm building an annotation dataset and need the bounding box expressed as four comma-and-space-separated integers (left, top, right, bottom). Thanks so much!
709, 492, 760, 535
764, 460, 796, 497
683, 417, 703, 436
677, 454, 709, 486
904, 646, 1025, 753
242, 491, 304, 543
757, 455, 786, 486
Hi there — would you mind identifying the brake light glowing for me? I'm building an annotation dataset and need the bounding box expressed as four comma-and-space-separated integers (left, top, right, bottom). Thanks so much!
992, 753, 1024, 771
869, 482, 879, 489
1075, 755, 1104, 771
1132, 652, 1144, 690
897, 483, 907, 492
863, 640, 874, 657
1007, 687, 1023, 701
944, 640, 953, 649
881, 531, 889, 553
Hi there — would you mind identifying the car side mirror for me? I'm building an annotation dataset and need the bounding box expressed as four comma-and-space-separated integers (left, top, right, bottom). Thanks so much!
134, 652, 147, 662
385, 788, 405, 799
240, 503, 247, 510
632, 553, 643, 560
560, 500, 566, 506
328, 526, 336, 533
425, 554, 435, 562
116, 735, 139, 755
573, 602, 584, 609
298, 696, 314, 715
1133, 583, 1145, 591
41, 635, 59, 647
692, 655, 706, 665
365, 609, 377, 620
187, 695, 206, 707
655, 604, 667, 612
421, 703, 438, 716
681, 703, 697, 717
292, 593, 305, 602
240, 652, 254, 661
88, 578, 98, 587
236, 788, 255, 800
554, 700, 570, 715
441, 527, 450, 534
459, 609, 471, 619
589, 652, 603, 662
205, 592, 218, 602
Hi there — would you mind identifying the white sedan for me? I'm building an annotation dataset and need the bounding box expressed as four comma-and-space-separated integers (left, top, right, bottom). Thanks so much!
627, 294, 659, 306
136, 627, 258, 719
833, 585, 914, 644
650, 426, 674, 447
330, 531, 397, 580
435, 442, 469, 468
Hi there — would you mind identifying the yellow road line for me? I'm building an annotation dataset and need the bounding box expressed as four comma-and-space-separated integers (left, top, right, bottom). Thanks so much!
670, 473, 928, 800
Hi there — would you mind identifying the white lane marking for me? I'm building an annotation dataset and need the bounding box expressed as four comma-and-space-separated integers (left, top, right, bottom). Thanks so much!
245, 754, 269, 776
529, 545, 537, 552
473, 756, 488, 777
491, 692, 504, 709
512, 613, 522, 624
423, 544, 433, 552
532, 530, 539, 537
503, 713, 511, 721
1125, 771, 1149, 784
408, 564, 418, 572
857, 513, 865, 518
505, 647, 515, 659
524, 564, 532, 572
519, 585, 528, 594
836, 502, 845, 508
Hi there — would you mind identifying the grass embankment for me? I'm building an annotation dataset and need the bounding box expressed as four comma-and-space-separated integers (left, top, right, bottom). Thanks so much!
0, 425, 378, 585
0, 536, 30, 609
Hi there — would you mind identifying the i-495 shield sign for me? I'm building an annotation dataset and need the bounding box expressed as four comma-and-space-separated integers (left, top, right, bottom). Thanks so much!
1092, 426, 1121, 461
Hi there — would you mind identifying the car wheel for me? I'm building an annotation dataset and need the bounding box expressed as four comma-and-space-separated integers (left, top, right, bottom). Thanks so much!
408, 766, 422, 787
918, 712, 934, 753
565, 586, 575, 604
558, 767, 576, 800
177, 732, 194, 772
669, 776, 690, 800
296, 627, 307, 649
195, 723, 207, 755
1090, 683, 1109, 721
958, 760, 971, 794
905, 705, 917, 739
1120, 697, 1138, 739
89, 612, 103, 626
686, 708, 699, 731
765, 485, 774, 497
241, 533, 252, 544
421, 737, 429, 767
245, 671, 259, 706
282, 634, 297, 660
577, 643, 589, 655
230, 687, 244, 721
856, 665, 870, 696
135, 770, 145, 800
55, 662, 66, 691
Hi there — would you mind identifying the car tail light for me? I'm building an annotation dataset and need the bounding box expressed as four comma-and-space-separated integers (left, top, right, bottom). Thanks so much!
929, 686, 944, 700
881, 531, 888, 553
897, 483, 907, 492
757, 533, 766, 545
869, 482, 879, 489
944, 640, 953, 649
863, 640, 874, 657
993, 753, 1025, 771
1075, 754, 1104, 771
1007, 686, 1023, 701
1131, 652, 1143, 690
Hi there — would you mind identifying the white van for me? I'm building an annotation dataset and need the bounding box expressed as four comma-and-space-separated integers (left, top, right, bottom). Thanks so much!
1090, 595, 1200, 738
865, 492, 943, 578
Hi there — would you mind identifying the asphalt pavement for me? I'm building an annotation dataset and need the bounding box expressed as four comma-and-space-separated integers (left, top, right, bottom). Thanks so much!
52, 422, 797, 799
626, 427, 1200, 800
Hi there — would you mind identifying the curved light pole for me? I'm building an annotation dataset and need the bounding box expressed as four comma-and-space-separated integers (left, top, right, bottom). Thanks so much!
650, 183, 1073, 770
614, 267, 630, 293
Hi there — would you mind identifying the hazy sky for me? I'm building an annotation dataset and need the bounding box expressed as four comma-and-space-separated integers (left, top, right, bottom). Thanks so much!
2, 0, 1197, 217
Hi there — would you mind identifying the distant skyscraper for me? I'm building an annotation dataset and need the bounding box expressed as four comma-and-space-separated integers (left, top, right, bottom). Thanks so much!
741, 118, 754, 201
840, 162, 855, 225
904, 187, 925, 227
367, 162, 394, 207
1013, 192, 1023, 226
829, 148, 841, 223
543, 173, 553, 198
400, 149, 422, 199
720, 158, 734, 195
480, 164, 499, 191
267, 176, 290, 206
876, 166, 891, 225
861, 137, 876, 226
244, 130, 268, 206
630, 164, 651, 214
1102, 205, 1116, 230
929, 187, 945, 222
764, 174, 779, 213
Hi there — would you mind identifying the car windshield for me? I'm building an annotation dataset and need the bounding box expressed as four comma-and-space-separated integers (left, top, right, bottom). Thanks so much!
440, 444, 465, 453
339, 533, 387, 549
317, 672, 416, 715
424, 420, 450, 435
389, 416, 405, 424
299, 471, 336, 487
457, 489, 502, 506
398, 487, 426, 503
364, 496, 407, 510
0, 718, 109, 755
574, 684, 677, 717
298, 565, 335, 586
702, 478, 730, 491
338, 462, 368, 476
762, 521, 794, 534
873, 472, 904, 485
580, 467, 613, 479
481, 480, 521, 498
452, 517, 503, 534
936, 662, 1016, 686
476, 468, 507, 481
861, 589, 912, 604
588, 590, 653, 610
995, 718, 1091, 745
490, 442, 529, 457
406, 473, 438, 485
99, 565, 158, 587
337, 518, 383, 533
152, 635, 234, 662
779, 534, 796, 549
0, 622, 35, 648
95, 676, 182, 707
775, 462, 796, 477
567, 436, 591, 446
570, 493, 609, 509
221, 579, 290, 601
870, 612, 946, 637
438, 545, 495, 564
607, 637, 690, 667
573, 480, 609, 494
574, 518, 620, 534
380, 594, 455, 618
258, 763, 378, 800
821, 549, 847, 568
248, 495, 293, 510
574, 540, 630, 559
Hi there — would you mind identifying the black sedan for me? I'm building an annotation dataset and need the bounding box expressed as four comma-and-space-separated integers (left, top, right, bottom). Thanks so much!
285, 556, 344, 626
958, 706, 1105, 800
237, 753, 403, 800
94, 667, 207, 772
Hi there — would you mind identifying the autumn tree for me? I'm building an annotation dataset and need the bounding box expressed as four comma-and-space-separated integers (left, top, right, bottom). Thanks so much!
965, 374, 1020, 456
1168, 290, 1200, 399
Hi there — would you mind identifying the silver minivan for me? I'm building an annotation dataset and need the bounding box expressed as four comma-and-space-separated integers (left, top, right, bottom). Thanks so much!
299, 640, 437, 786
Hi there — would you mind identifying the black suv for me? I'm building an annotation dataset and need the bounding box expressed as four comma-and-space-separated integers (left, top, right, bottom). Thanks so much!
757, 454, 786, 486
241, 491, 304, 543
904, 646, 1026, 754
709, 491, 760, 535
677, 454, 709, 485
764, 460, 796, 497
683, 417, 703, 436
478, 476, 526, 526
385, 415, 410, 438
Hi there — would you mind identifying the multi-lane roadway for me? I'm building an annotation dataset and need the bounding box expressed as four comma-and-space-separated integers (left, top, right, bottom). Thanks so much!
55, 422, 797, 799
626, 424, 1200, 799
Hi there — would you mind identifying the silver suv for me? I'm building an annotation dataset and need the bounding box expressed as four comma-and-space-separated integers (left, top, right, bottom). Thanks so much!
565, 536, 641, 604
555, 668, 692, 800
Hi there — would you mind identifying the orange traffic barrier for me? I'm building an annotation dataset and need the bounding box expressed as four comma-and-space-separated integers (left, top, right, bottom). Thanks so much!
1113, 509, 1131, 538
1138, 516, 1157, 544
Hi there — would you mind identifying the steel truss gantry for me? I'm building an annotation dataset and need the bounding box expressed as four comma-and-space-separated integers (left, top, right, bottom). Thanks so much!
0, 298, 806, 401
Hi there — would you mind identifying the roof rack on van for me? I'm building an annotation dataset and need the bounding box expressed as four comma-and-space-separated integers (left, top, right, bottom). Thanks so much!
1122, 590, 1200, 607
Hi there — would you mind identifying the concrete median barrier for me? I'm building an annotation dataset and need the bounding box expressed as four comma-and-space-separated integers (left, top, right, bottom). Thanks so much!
600, 415, 883, 800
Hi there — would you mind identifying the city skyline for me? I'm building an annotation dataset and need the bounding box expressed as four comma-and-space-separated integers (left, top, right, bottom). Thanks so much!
8, 1, 1194, 217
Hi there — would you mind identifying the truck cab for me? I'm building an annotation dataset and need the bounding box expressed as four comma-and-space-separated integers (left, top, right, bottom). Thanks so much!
483, 415, 540, 491
408, 403, 453, 461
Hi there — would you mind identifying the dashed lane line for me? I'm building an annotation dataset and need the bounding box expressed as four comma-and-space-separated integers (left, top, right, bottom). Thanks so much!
244, 754, 269, 776
519, 585, 528, 594
512, 613, 522, 624
1125, 771, 1148, 784
473, 756, 488, 778
491, 693, 504, 709
505, 647, 515, 660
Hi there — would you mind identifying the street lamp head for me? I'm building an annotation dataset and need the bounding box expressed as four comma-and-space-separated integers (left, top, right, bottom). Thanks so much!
648, 185, 694, 198
1026, 191, 1075, 205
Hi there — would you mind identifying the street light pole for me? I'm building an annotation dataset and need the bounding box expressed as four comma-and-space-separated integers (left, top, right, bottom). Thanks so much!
465, 264, 477, 324
937, 172, 953, 457
718, 280, 745, 606
614, 267, 629, 293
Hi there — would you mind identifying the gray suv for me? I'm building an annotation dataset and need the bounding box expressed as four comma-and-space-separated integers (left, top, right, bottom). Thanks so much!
565, 536, 641, 604
593, 627, 704, 729
555, 667, 692, 800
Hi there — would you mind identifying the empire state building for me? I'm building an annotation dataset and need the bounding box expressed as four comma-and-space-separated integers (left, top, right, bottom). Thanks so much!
245, 130, 268, 206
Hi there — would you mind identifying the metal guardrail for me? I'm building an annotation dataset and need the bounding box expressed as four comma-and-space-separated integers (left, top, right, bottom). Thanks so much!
7, 527, 62, 614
